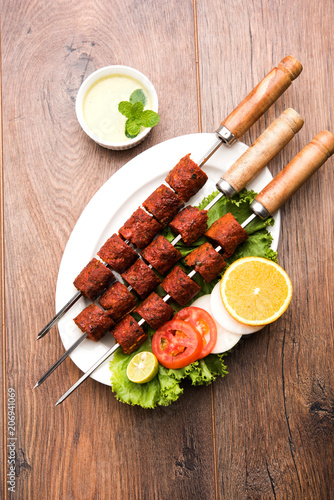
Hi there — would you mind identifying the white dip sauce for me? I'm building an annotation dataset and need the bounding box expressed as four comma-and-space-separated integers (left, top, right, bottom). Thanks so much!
83, 74, 152, 142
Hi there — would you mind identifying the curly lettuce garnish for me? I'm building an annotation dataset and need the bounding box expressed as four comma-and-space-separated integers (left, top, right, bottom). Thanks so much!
110, 338, 228, 409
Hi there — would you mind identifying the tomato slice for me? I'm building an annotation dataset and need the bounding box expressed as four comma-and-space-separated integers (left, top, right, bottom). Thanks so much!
174, 307, 217, 359
152, 319, 203, 369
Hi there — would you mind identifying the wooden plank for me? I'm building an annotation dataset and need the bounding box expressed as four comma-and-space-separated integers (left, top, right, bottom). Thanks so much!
1, 1, 217, 498
0, 23, 6, 499
197, 0, 334, 497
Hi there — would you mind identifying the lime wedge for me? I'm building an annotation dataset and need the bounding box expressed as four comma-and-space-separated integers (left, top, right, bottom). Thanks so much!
126, 351, 159, 384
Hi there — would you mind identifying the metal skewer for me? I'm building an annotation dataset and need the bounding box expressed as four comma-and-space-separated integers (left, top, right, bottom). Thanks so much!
37, 290, 82, 340
55, 343, 120, 406
34, 334, 87, 388
54, 130, 334, 405
35, 57, 303, 340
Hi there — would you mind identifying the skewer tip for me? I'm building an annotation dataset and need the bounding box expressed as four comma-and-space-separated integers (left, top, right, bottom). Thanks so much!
55, 398, 62, 407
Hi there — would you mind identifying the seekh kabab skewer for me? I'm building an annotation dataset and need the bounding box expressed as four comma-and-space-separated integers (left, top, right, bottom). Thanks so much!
55, 130, 334, 406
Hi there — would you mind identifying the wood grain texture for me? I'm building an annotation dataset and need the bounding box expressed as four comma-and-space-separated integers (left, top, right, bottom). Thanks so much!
1, 0, 334, 499
255, 130, 334, 216
222, 108, 304, 193
221, 56, 302, 139
0, 25, 6, 499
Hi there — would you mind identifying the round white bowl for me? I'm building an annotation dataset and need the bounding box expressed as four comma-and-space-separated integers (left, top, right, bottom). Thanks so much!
75, 65, 159, 150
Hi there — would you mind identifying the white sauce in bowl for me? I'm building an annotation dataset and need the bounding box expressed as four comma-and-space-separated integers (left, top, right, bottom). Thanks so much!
83, 74, 152, 143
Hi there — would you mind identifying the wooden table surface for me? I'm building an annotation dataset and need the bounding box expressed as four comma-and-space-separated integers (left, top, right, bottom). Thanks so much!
1, 1, 333, 498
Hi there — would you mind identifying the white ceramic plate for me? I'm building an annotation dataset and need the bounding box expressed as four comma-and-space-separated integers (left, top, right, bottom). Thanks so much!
56, 133, 280, 386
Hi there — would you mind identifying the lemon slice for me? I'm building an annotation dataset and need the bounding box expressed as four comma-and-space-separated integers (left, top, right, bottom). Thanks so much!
220, 257, 293, 326
126, 351, 159, 384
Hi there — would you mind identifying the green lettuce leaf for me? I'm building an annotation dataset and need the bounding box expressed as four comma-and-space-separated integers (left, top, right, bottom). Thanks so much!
110, 338, 228, 409
109, 188, 278, 408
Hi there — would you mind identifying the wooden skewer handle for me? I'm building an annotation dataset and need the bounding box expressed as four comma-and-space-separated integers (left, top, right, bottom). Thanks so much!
253, 130, 334, 216
221, 56, 303, 140
219, 108, 304, 193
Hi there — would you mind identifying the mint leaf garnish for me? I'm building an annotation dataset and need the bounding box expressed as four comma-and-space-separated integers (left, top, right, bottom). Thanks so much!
118, 88, 160, 140
118, 101, 133, 118
130, 89, 146, 106
130, 101, 144, 119
126, 117, 141, 137
125, 129, 139, 139
139, 110, 160, 128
